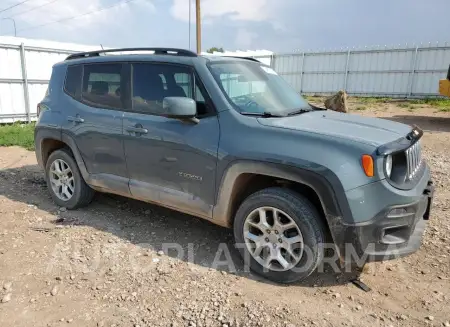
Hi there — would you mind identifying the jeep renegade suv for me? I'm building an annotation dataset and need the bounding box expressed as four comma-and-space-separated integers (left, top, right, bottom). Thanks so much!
35, 48, 434, 283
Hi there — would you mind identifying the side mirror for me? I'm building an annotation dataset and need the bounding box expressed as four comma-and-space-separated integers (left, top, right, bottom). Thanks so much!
162, 97, 198, 123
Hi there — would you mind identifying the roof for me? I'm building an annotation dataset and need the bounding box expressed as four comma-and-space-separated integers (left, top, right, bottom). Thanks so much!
57, 53, 200, 66
56, 48, 264, 67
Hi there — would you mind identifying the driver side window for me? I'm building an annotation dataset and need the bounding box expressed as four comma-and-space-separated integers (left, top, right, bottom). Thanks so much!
131, 63, 194, 115
130, 63, 214, 117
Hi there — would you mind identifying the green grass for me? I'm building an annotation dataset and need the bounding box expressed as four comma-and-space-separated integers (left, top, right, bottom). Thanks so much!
409, 98, 450, 108
355, 106, 367, 111
304, 95, 323, 102
356, 97, 450, 111
0, 123, 35, 151
358, 97, 392, 104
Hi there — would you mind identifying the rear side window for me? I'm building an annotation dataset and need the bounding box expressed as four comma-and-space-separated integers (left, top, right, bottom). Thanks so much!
81, 64, 123, 110
64, 65, 82, 99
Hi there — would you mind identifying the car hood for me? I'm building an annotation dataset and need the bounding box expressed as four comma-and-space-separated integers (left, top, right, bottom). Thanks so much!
257, 110, 412, 147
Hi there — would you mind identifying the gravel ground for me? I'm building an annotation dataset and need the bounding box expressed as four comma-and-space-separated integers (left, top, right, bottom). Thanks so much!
0, 102, 449, 327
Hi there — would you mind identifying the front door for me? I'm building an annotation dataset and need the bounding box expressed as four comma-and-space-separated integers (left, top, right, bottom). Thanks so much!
61, 63, 130, 195
122, 62, 219, 218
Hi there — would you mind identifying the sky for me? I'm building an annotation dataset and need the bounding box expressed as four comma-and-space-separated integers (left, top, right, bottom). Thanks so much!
0, 0, 449, 52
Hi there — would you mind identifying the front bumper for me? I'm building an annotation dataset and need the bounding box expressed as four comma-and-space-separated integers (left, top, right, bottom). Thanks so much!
334, 173, 434, 264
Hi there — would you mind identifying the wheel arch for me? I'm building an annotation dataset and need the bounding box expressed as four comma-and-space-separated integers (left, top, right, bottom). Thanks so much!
212, 161, 352, 242
36, 129, 89, 182
60, 133, 90, 181
35, 127, 63, 169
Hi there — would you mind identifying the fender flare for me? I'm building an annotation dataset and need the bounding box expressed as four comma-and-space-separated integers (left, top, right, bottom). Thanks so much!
35, 129, 89, 182
34, 127, 62, 169
212, 160, 353, 238
61, 133, 90, 181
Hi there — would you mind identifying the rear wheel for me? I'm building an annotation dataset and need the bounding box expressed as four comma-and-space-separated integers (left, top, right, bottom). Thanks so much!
45, 148, 95, 209
234, 187, 326, 283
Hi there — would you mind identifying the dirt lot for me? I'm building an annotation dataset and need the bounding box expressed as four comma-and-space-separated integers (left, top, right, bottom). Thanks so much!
0, 102, 449, 327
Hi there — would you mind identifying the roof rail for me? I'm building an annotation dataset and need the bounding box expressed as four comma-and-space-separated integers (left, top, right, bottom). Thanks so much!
66, 47, 197, 60
206, 55, 261, 63
231, 56, 261, 63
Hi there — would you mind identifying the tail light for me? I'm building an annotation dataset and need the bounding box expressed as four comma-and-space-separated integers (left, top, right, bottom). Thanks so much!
37, 103, 49, 117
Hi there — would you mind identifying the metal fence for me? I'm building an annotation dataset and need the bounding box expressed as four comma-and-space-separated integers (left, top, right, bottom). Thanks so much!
254, 43, 450, 98
1, 41, 450, 123
0, 38, 99, 123
0, 42, 78, 123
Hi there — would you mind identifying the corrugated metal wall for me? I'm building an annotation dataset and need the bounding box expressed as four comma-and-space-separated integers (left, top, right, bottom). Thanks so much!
255, 44, 450, 98
0, 42, 75, 123
1, 41, 449, 123
0, 45, 25, 121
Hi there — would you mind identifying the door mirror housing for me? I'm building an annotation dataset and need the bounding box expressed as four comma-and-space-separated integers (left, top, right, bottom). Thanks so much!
163, 97, 198, 123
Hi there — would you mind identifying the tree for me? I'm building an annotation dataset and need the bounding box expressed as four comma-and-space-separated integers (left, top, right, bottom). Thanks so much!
206, 47, 224, 54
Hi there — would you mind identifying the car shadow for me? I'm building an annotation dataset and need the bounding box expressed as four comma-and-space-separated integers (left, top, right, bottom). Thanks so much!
383, 115, 450, 133
0, 164, 361, 288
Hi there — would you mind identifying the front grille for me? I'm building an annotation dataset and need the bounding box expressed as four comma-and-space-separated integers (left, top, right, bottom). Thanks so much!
405, 141, 422, 180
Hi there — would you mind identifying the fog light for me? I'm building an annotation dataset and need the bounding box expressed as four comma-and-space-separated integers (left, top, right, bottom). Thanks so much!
388, 208, 407, 217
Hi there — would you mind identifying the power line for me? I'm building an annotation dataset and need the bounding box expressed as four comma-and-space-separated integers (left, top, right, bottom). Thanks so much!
0, 0, 33, 15
17, 0, 136, 33
5, 0, 62, 19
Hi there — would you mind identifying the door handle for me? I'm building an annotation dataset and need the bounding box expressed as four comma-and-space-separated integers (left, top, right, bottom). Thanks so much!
67, 116, 84, 123
126, 126, 148, 134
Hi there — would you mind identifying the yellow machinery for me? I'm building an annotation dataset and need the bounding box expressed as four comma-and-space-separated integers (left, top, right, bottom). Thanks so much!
439, 65, 450, 97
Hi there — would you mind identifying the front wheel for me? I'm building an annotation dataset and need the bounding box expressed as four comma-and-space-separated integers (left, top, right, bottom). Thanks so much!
233, 187, 326, 283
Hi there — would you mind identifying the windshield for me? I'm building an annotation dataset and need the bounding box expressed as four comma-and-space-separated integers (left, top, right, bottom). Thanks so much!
208, 61, 311, 116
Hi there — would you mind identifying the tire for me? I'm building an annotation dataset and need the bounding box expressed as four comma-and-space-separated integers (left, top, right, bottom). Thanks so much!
233, 187, 326, 284
45, 148, 95, 209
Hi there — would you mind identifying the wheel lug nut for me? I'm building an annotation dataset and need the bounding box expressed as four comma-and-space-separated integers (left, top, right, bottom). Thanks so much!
278, 238, 282, 243
275, 230, 279, 235
266, 230, 271, 234
265, 238, 269, 242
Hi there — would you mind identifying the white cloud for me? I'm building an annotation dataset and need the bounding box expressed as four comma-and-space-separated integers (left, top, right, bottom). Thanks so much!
235, 28, 258, 49
170, 0, 273, 23
4, 0, 155, 34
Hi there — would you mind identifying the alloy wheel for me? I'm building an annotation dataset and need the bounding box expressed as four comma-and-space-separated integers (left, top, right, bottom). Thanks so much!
49, 159, 75, 201
243, 206, 304, 271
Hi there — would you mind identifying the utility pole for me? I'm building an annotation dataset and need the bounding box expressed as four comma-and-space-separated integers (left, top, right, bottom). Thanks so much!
188, 0, 191, 50
196, 0, 201, 54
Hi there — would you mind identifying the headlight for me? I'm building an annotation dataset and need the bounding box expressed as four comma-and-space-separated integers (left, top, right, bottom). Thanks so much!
385, 155, 393, 177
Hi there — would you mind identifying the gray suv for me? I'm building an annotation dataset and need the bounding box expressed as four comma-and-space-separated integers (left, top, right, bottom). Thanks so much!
35, 48, 434, 283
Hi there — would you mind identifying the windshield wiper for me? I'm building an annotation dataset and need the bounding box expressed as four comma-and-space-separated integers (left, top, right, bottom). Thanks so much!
240, 111, 285, 118
287, 108, 313, 116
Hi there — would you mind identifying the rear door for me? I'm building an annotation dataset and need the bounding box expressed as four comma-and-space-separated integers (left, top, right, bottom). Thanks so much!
122, 62, 220, 218
61, 62, 130, 195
